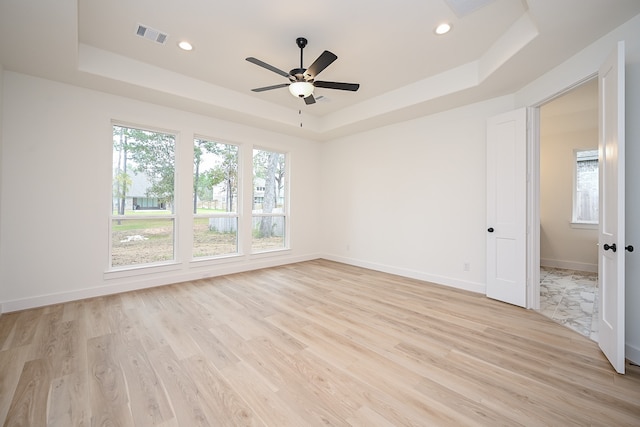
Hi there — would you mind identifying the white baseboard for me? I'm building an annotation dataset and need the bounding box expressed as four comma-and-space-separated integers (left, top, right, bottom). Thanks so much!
0, 253, 321, 313
322, 254, 486, 295
627, 343, 640, 366
540, 258, 598, 273
2, 253, 486, 313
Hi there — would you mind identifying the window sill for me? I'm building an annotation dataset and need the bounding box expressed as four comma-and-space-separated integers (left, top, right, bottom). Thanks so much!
190, 253, 243, 266
570, 222, 598, 230
250, 248, 291, 258
104, 261, 182, 280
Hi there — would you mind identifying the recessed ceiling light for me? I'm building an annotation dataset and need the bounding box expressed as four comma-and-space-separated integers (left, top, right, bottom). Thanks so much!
435, 23, 452, 35
178, 41, 193, 51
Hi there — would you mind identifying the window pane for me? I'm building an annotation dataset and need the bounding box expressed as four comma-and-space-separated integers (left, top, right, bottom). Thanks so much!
111, 125, 175, 268
193, 217, 238, 257
193, 139, 238, 214
252, 149, 286, 252
112, 125, 175, 215
252, 216, 285, 251
111, 218, 174, 266
575, 150, 598, 223
193, 139, 239, 259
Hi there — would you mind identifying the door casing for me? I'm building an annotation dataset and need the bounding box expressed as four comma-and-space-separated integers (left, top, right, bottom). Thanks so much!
526, 75, 597, 310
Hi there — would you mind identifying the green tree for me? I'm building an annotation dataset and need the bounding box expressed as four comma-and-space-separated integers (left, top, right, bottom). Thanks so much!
254, 150, 284, 237
113, 126, 132, 215
193, 140, 238, 214
127, 129, 175, 211
253, 150, 285, 206
113, 171, 132, 209
112, 126, 176, 213
195, 168, 219, 208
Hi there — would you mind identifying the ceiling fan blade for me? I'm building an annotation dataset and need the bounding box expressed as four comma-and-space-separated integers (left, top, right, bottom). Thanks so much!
305, 50, 337, 79
246, 57, 290, 78
304, 94, 316, 105
314, 81, 360, 91
251, 83, 289, 92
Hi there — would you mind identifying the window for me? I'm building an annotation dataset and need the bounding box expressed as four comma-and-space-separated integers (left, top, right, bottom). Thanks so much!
111, 125, 176, 268
193, 138, 239, 258
252, 149, 287, 252
573, 149, 598, 224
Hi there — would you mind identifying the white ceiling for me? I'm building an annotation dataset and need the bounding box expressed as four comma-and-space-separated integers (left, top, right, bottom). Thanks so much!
1, 0, 639, 140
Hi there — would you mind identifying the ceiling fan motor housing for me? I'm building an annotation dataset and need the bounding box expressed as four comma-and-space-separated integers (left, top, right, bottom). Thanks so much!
289, 68, 309, 83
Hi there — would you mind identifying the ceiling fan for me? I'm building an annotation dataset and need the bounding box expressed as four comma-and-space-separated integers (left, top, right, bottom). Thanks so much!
246, 37, 360, 105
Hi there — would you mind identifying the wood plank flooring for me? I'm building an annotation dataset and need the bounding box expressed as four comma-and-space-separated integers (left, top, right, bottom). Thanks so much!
1, 259, 639, 426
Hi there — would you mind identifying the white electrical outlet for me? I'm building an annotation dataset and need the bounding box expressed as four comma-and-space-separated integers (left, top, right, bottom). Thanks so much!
463, 262, 470, 271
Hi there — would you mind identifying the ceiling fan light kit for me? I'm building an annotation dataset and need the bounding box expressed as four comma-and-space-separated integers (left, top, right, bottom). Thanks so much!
246, 37, 360, 105
289, 81, 314, 98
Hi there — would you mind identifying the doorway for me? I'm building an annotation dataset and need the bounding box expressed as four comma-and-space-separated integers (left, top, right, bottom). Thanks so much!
537, 78, 599, 340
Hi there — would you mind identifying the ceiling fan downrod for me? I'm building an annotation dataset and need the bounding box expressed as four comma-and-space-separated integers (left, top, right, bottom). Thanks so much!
296, 37, 307, 69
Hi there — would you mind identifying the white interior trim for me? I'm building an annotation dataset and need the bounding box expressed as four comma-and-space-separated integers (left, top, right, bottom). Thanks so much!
527, 106, 541, 310
526, 74, 598, 311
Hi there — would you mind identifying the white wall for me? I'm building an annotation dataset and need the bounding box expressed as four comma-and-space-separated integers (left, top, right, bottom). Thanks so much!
0, 72, 322, 311
320, 95, 514, 293
540, 110, 598, 272
0, 64, 3, 315
320, 14, 640, 364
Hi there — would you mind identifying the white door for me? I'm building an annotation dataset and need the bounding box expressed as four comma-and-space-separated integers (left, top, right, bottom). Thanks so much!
486, 108, 527, 307
598, 41, 626, 374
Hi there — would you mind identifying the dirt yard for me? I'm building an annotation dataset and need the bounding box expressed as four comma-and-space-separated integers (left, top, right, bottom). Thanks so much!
111, 223, 283, 267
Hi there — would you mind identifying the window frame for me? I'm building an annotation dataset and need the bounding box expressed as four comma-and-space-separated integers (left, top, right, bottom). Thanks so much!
109, 122, 179, 271
251, 147, 289, 254
192, 136, 241, 261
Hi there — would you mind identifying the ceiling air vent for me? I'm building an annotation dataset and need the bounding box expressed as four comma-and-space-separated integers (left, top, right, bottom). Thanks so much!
135, 24, 168, 45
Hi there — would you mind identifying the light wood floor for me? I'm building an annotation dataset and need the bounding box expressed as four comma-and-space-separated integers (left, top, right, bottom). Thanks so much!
1, 260, 639, 426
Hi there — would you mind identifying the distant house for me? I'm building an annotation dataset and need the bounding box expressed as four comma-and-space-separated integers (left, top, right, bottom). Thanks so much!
113, 170, 167, 212
252, 177, 284, 211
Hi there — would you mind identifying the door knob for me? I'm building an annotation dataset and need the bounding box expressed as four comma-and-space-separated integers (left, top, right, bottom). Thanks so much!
604, 243, 617, 252
626, 245, 634, 252
487, 227, 494, 233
